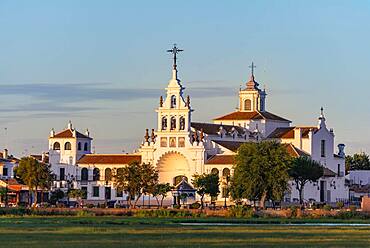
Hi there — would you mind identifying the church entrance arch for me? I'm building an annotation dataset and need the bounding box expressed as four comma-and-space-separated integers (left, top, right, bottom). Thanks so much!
157, 152, 190, 185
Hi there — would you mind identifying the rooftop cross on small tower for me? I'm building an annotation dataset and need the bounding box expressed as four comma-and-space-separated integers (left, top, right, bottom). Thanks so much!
249, 62, 256, 77
167, 44, 183, 70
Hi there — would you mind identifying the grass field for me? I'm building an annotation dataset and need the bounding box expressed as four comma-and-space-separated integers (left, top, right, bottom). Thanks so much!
0, 217, 369, 247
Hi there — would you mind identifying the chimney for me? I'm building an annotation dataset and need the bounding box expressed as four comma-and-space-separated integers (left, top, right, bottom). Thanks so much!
85, 128, 90, 137
3, 149, 8, 159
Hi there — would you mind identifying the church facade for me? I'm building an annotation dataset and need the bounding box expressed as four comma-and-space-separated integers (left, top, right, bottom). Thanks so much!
47, 46, 348, 206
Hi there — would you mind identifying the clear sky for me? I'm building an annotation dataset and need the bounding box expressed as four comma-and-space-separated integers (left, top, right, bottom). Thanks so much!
0, 0, 369, 157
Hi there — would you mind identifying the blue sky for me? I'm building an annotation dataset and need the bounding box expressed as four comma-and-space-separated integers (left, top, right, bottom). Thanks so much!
0, 0, 369, 156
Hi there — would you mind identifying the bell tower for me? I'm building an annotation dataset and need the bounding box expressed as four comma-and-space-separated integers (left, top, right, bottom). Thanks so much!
155, 44, 193, 148
239, 62, 266, 112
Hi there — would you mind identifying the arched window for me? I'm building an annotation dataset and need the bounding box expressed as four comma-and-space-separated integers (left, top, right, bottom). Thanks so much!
244, 99, 252, 111
171, 95, 176, 108
64, 142, 72, 150
161, 116, 167, 130
93, 168, 100, 181
170, 116, 176, 130
81, 168, 88, 181
211, 168, 219, 176
78, 142, 81, 151
222, 168, 230, 178
84, 142, 88, 151
105, 168, 112, 182
179, 116, 185, 130
53, 142, 60, 150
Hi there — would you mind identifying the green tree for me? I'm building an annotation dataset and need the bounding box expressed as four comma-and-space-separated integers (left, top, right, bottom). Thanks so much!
14, 157, 54, 207
231, 141, 292, 209
68, 189, 86, 207
289, 156, 323, 205
113, 161, 158, 208
152, 183, 173, 207
345, 153, 370, 172
192, 173, 220, 209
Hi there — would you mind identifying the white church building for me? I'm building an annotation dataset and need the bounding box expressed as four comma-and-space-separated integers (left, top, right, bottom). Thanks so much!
47, 45, 349, 206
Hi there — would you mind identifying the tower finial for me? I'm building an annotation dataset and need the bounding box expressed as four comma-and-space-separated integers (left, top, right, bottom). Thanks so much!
249, 62, 256, 80
318, 106, 326, 128
167, 43, 183, 70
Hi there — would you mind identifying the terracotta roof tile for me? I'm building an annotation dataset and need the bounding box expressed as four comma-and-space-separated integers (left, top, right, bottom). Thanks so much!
267, 127, 318, 139
51, 129, 92, 139
77, 154, 141, 165
206, 155, 235, 165
283, 143, 309, 158
214, 111, 290, 122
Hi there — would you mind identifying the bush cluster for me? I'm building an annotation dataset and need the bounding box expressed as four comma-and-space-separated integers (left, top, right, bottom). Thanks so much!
227, 205, 255, 218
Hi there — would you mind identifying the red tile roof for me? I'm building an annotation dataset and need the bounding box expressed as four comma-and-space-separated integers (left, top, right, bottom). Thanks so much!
283, 143, 309, 158
206, 155, 235, 165
51, 129, 92, 139
267, 127, 318, 139
77, 154, 141, 165
214, 111, 290, 122
0, 179, 28, 191
30, 154, 49, 164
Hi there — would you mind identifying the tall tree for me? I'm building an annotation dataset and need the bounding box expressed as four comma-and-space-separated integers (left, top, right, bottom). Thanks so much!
231, 141, 292, 209
345, 153, 370, 172
152, 183, 173, 207
113, 161, 158, 208
192, 173, 220, 209
289, 156, 323, 205
14, 157, 54, 207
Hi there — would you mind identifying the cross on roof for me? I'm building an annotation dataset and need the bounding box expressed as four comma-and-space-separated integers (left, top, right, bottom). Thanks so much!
167, 44, 183, 70
249, 62, 256, 76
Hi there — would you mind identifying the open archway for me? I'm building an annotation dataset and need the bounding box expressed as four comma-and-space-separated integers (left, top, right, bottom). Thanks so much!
157, 152, 190, 185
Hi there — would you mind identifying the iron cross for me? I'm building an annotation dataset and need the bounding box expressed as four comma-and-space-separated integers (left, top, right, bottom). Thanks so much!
167, 44, 183, 69
249, 62, 256, 76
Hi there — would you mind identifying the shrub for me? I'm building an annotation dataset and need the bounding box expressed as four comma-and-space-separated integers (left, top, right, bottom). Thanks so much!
335, 210, 367, 219
228, 205, 254, 218
336, 201, 344, 209
173, 205, 180, 209
323, 204, 332, 211
189, 202, 201, 209
289, 206, 299, 218
76, 210, 95, 217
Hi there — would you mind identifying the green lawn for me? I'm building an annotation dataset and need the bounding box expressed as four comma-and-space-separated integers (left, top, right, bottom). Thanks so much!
0, 217, 369, 247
